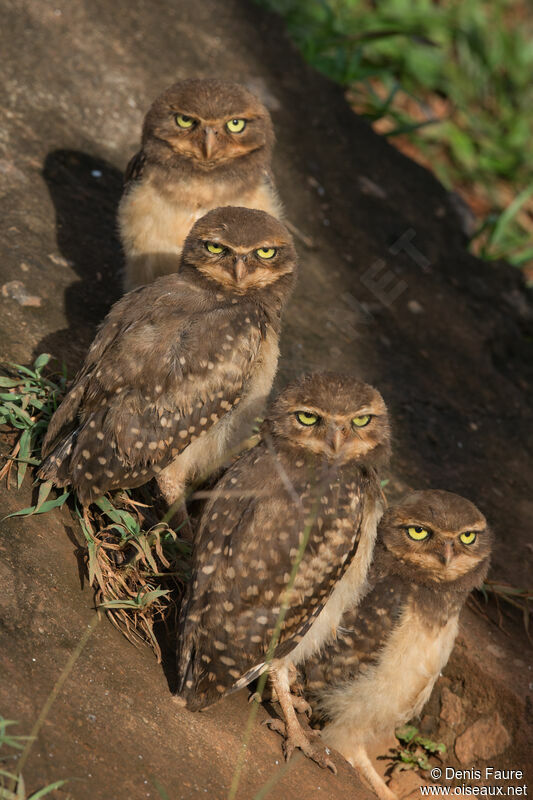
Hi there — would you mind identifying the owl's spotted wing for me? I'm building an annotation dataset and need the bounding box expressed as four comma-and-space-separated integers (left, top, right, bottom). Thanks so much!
177, 447, 368, 710
39, 277, 266, 504
124, 149, 146, 187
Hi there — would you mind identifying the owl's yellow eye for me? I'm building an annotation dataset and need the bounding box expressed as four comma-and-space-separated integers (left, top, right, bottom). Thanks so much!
226, 118, 246, 133
295, 411, 319, 426
256, 248, 276, 259
352, 415, 371, 428
460, 531, 477, 545
175, 113, 195, 129
205, 242, 224, 254
407, 526, 430, 541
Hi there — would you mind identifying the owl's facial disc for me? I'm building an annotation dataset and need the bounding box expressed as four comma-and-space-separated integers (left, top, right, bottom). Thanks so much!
288, 404, 386, 462
386, 519, 489, 581
163, 111, 267, 169
379, 491, 492, 583
191, 238, 293, 293
145, 80, 274, 173
182, 208, 296, 292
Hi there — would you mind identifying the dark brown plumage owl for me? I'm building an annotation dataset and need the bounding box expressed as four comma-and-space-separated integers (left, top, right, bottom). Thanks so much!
301, 490, 492, 800
118, 78, 282, 291
38, 207, 296, 510
176, 372, 391, 770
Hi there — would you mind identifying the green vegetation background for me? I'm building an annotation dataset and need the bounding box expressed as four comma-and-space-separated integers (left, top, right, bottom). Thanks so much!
256, 0, 533, 274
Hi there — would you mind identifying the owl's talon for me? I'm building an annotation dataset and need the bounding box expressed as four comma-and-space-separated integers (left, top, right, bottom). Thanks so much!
282, 726, 337, 773
263, 717, 286, 736
290, 693, 312, 717
265, 716, 336, 773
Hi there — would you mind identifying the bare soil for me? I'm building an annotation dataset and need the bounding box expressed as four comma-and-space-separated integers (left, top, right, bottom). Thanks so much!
1, 0, 532, 798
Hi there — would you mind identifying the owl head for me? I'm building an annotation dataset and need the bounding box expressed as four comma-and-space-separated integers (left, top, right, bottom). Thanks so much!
265, 372, 391, 467
141, 78, 273, 174
380, 489, 492, 584
181, 206, 297, 296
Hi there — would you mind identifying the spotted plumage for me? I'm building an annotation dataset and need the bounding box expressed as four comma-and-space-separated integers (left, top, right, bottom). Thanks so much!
119, 78, 283, 291
176, 372, 391, 769
301, 490, 492, 800
39, 207, 296, 508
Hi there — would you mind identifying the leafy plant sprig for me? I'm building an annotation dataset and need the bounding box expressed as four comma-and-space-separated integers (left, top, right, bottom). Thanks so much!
389, 724, 446, 773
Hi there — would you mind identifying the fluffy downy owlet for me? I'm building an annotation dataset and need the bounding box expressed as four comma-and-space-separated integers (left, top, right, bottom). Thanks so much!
176, 372, 391, 771
301, 490, 492, 800
38, 207, 296, 515
118, 78, 283, 291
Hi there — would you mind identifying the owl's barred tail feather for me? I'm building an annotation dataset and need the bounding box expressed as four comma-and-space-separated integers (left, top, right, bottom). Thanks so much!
226, 661, 267, 695
38, 430, 78, 488
176, 597, 235, 711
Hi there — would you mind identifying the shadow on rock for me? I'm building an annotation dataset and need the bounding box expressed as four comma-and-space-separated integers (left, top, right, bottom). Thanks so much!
35, 149, 124, 371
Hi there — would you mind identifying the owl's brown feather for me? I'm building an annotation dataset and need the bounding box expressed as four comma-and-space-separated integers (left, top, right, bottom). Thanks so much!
123, 149, 147, 186
300, 490, 492, 799
40, 279, 264, 504
39, 207, 296, 507
176, 373, 390, 712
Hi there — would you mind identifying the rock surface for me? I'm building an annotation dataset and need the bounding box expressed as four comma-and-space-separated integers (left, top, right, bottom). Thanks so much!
455, 712, 512, 765
0, 0, 532, 797
440, 687, 464, 729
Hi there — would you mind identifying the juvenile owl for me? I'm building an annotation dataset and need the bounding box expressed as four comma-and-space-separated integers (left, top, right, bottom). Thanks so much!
176, 372, 391, 770
38, 207, 296, 513
301, 490, 492, 800
119, 78, 283, 291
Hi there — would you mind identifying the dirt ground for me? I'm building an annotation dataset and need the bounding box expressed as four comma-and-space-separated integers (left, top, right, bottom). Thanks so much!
1, 0, 532, 798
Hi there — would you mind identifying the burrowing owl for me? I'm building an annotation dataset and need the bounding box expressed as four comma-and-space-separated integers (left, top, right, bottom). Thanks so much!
39, 207, 296, 515
176, 372, 390, 770
119, 78, 283, 291
301, 490, 492, 800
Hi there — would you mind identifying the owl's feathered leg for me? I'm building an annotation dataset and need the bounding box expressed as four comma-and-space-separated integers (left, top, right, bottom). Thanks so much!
265, 686, 312, 717
322, 726, 398, 800
157, 460, 193, 541
268, 664, 337, 773
342, 743, 397, 800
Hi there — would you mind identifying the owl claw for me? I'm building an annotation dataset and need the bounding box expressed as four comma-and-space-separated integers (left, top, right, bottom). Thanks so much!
290, 693, 312, 717
264, 717, 286, 735
264, 717, 337, 773
283, 727, 337, 773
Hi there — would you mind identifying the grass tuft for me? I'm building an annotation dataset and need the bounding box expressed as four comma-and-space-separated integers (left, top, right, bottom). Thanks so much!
0, 356, 188, 660
0, 354, 66, 490
79, 498, 189, 661
0, 717, 70, 799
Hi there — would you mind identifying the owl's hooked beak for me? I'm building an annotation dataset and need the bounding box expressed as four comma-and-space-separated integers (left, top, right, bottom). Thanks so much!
234, 256, 247, 283
441, 541, 455, 566
203, 126, 217, 160
330, 428, 345, 455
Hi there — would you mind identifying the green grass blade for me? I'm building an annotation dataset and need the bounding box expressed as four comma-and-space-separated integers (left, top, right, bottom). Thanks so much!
0, 377, 25, 388
28, 781, 68, 799
487, 185, 533, 252
17, 429, 32, 488
32, 354, 52, 372
34, 481, 54, 513
3, 491, 70, 519
3, 402, 32, 425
